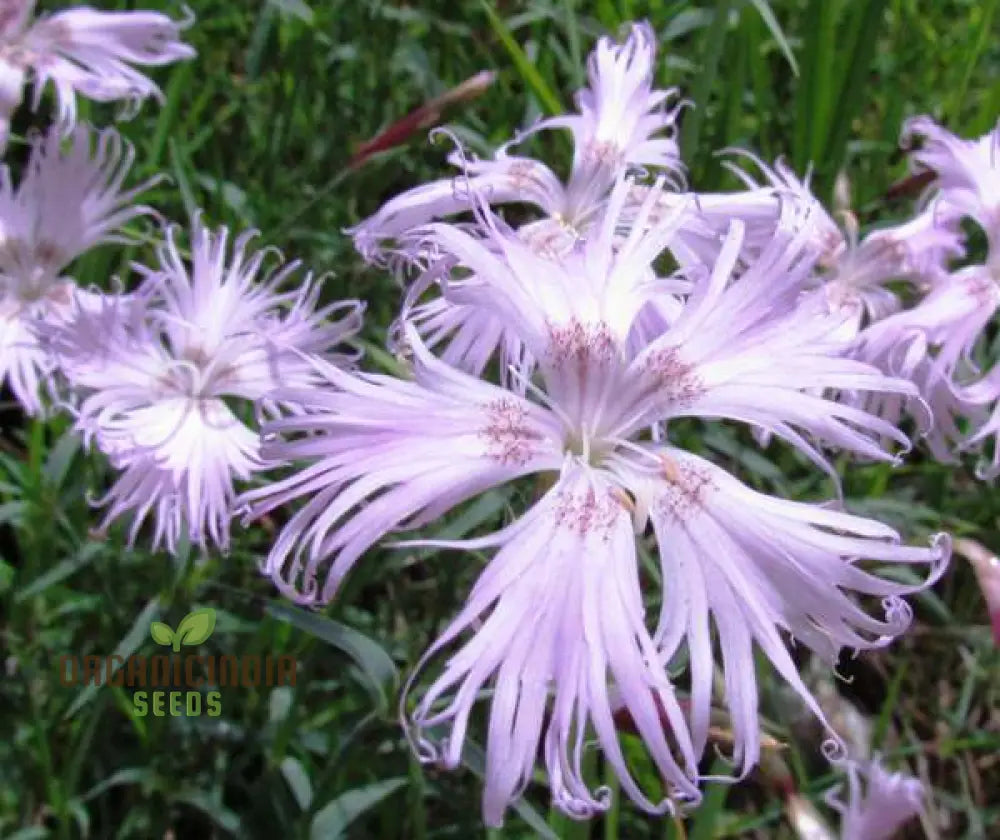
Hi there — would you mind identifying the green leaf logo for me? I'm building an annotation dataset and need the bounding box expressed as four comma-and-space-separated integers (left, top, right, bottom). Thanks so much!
150, 621, 174, 647
150, 608, 217, 652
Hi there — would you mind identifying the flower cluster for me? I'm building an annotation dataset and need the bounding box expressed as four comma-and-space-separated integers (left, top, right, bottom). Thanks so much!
2, 7, 985, 832
243, 22, 956, 826
0, 5, 363, 552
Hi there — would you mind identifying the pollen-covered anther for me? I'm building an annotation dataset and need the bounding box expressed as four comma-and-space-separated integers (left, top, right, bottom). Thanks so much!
609, 485, 635, 513
547, 319, 617, 367
655, 461, 713, 524
658, 452, 681, 483
480, 397, 544, 466
553, 486, 622, 537
641, 346, 704, 407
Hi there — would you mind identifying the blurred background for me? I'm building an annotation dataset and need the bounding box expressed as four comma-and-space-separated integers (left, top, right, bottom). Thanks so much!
1, 1, 998, 837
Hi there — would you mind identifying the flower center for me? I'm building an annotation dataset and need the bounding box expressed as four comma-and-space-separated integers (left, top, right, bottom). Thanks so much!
563, 430, 612, 467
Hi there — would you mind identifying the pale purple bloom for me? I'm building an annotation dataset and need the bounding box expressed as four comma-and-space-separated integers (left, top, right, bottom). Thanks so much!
951, 367, 1000, 476
826, 758, 923, 840
889, 118, 1000, 475
0, 123, 151, 413
724, 152, 845, 262
51, 219, 362, 553
801, 201, 965, 343
904, 116, 1000, 254
795, 201, 966, 455
244, 199, 947, 823
350, 22, 681, 264
0, 0, 194, 148
851, 265, 995, 458
530, 20, 683, 192
397, 178, 693, 383
406, 464, 701, 824
622, 181, 791, 271
720, 152, 966, 456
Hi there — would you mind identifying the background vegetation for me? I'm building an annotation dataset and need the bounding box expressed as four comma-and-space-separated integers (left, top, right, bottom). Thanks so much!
1, 0, 998, 837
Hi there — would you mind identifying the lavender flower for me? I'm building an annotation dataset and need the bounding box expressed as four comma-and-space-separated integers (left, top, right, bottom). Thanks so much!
350, 22, 681, 263
904, 116, 1000, 252
51, 219, 362, 553
861, 118, 1000, 474
826, 758, 923, 840
244, 191, 948, 824
0, 123, 151, 413
803, 202, 964, 342
0, 0, 194, 149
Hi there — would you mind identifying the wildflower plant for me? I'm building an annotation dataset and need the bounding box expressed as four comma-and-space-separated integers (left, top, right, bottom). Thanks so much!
243, 22, 955, 827
2, 4, 996, 837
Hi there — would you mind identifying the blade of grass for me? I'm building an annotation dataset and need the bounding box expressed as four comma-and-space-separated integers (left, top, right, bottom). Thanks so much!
745, 0, 798, 76
265, 601, 398, 712
63, 597, 161, 719
146, 59, 194, 173
561, 0, 585, 89
947, 0, 998, 125
806, 0, 837, 170
681, 0, 734, 173
793, 0, 836, 174
309, 779, 408, 840
824, 0, 889, 182
481, 1, 564, 116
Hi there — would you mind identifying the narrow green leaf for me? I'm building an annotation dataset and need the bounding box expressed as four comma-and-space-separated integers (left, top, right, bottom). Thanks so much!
63, 598, 160, 719
480, 1, 563, 116
0, 500, 25, 527
81, 767, 154, 802
745, 0, 798, 76
688, 759, 731, 840
824, 0, 889, 183
806, 0, 838, 168
146, 58, 193, 173
42, 428, 80, 489
168, 138, 200, 222
309, 778, 407, 840
268, 0, 315, 24
173, 790, 244, 835
265, 602, 398, 710
948, 0, 998, 125
246, 3, 277, 80
4, 828, 49, 840
280, 756, 314, 810
561, 0, 585, 89
680, 0, 734, 169
15, 543, 103, 603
